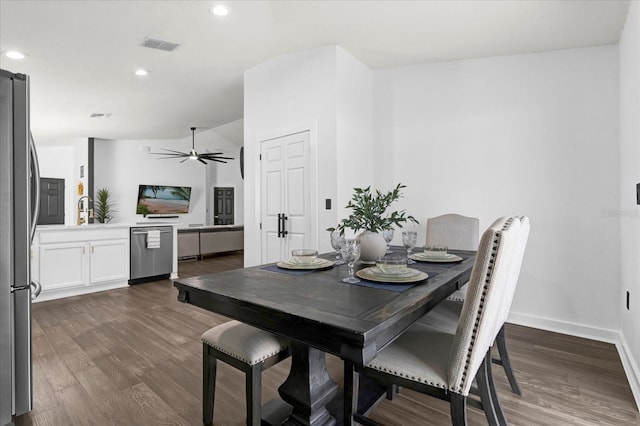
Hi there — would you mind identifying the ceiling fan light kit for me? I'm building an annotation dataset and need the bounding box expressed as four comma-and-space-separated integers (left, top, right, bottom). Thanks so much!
150, 127, 234, 165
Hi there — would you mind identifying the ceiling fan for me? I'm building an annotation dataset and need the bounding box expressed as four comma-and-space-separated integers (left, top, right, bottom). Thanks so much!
150, 127, 234, 165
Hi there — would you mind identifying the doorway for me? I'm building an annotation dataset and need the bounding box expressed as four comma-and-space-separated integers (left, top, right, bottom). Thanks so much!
213, 187, 234, 225
260, 130, 313, 263
37, 177, 65, 225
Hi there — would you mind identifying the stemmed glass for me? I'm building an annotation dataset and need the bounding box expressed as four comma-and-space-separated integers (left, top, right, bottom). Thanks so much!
382, 228, 394, 254
340, 239, 361, 283
402, 231, 417, 264
330, 230, 346, 265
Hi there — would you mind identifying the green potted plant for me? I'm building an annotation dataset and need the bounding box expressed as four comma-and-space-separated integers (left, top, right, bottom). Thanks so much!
94, 187, 117, 223
332, 183, 418, 262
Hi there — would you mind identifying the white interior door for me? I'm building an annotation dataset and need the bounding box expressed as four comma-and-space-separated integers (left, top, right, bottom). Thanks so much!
261, 131, 312, 263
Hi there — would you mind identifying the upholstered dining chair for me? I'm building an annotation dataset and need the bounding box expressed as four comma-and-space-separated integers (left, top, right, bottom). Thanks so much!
425, 213, 480, 301
344, 216, 529, 426
201, 321, 290, 426
422, 213, 523, 395
425, 213, 480, 251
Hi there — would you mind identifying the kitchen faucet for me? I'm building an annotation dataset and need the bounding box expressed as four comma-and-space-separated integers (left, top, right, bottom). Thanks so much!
77, 195, 93, 225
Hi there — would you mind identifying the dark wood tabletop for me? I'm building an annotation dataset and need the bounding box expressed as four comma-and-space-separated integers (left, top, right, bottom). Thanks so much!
174, 249, 476, 425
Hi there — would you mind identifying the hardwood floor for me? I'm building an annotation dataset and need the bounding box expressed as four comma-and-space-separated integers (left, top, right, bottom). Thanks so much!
17, 251, 640, 425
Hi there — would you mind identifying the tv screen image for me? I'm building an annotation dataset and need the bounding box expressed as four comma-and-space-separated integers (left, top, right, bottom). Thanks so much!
136, 185, 192, 215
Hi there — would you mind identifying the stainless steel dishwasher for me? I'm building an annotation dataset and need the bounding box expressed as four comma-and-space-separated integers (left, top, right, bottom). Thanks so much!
129, 226, 173, 284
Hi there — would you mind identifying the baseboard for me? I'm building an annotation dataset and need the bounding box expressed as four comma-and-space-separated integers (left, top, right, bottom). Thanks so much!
617, 333, 640, 412
507, 312, 621, 342
34, 280, 128, 303
507, 312, 640, 412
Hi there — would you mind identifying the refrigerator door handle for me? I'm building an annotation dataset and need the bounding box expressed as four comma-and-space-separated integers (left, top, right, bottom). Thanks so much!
30, 280, 41, 300
29, 132, 40, 243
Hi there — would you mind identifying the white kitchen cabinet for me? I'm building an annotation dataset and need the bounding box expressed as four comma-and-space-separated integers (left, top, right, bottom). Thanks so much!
90, 239, 129, 283
32, 225, 130, 302
38, 242, 88, 290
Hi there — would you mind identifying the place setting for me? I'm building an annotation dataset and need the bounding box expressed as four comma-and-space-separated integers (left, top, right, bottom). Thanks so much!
410, 244, 464, 263
334, 237, 429, 292
356, 255, 428, 284
276, 249, 335, 270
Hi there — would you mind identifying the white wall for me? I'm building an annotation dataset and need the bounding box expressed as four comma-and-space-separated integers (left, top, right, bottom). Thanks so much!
373, 46, 621, 333
36, 145, 74, 225
200, 126, 245, 226
619, 0, 640, 410
336, 48, 374, 217
93, 138, 208, 225
244, 46, 373, 266
36, 128, 243, 228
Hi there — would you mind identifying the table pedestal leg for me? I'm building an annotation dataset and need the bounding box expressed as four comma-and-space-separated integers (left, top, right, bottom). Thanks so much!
279, 341, 339, 426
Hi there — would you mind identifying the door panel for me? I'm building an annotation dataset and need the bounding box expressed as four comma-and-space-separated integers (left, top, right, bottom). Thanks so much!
260, 131, 312, 263
38, 178, 64, 225
213, 187, 234, 225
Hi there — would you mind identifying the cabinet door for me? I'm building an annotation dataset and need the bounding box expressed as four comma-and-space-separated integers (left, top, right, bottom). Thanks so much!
39, 242, 88, 290
178, 232, 200, 258
90, 239, 129, 283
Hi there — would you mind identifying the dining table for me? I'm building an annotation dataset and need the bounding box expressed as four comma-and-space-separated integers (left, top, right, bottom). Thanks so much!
174, 248, 476, 426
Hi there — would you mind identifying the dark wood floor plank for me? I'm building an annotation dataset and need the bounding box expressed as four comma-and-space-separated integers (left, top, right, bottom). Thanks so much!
16, 251, 640, 426
125, 382, 191, 425
139, 368, 201, 423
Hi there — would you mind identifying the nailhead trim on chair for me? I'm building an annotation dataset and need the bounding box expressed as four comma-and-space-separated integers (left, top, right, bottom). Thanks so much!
205, 343, 288, 366
201, 322, 290, 366
369, 364, 449, 389
452, 217, 513, 394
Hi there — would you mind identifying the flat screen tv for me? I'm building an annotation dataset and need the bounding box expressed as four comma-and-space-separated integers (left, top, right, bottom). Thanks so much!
136, 185, 192, 216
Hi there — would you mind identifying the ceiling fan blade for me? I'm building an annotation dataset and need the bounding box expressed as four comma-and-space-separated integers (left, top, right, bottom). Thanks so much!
161, 148, 190, 155
151, 154, 189, 158
201, 153, 234, 161
148, 128, 234, 166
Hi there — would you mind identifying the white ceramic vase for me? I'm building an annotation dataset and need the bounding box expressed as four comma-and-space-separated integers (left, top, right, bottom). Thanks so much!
357, 231, 387, 263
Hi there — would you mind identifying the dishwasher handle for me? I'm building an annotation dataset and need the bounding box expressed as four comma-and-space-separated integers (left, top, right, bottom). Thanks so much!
131, 230, 173, 235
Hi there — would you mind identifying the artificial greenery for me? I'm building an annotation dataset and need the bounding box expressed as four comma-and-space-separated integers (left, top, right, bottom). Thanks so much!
95, 187, 116, 223
330, 183, 418, 233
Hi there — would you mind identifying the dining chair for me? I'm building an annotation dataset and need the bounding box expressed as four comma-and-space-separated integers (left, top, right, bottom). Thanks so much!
422, 213, 524, 395
425, 213, 480, 301
201, 321, 291, 426
344, 216, 528, 426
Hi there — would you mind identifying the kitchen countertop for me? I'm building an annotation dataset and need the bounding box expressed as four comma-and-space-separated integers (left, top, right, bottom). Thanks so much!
36, 223, 182, 232
178, 224, 244, 232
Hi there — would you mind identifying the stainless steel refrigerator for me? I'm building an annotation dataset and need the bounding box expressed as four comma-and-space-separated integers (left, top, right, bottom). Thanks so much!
1, 69, 42, 426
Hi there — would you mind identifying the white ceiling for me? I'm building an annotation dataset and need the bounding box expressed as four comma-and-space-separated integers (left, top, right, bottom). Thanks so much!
0, 0, 631, 147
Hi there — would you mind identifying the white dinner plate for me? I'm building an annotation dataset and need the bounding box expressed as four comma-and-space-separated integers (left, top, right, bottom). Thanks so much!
356, 267, 428, 283
277, 258, 334, 270
410, 253, 463, 263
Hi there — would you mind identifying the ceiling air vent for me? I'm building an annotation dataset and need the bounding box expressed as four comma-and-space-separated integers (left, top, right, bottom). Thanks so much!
142, 37, 180, 52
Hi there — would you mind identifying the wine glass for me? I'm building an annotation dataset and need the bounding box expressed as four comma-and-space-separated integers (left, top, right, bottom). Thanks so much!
340, 239, 361, 283
402, 231, 417, 264
382, 228, 394, 254
330, 230, 346, 265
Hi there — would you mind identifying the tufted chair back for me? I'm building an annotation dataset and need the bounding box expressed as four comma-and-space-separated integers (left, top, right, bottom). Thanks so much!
496, 216, 530, 330
425, 214, 480, 251
446, 216, 528, 395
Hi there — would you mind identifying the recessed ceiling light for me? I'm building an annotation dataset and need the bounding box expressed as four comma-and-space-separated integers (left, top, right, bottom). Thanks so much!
135, 69, 149, 76
5, 51, 25, 60
210, 4, 229, 16
89, 113, 112, 118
